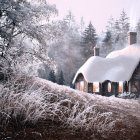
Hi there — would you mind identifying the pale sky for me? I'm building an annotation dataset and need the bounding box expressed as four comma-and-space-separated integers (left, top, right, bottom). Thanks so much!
47, 0, 140, 33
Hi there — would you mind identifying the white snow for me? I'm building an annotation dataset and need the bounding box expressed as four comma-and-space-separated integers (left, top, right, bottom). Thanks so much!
73, 44, 140, 83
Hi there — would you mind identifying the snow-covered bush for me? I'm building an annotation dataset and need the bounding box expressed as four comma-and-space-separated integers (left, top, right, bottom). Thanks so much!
118, 92, 140, 99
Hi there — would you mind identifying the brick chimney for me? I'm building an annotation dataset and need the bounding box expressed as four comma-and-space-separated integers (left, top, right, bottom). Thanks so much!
128, 32, 137, 45
94, 46, 100, 56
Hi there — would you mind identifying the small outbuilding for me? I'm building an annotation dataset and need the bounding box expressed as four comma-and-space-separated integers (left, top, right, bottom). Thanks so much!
73, 32, 140, 97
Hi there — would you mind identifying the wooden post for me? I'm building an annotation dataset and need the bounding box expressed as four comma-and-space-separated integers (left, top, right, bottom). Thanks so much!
88, 83, 93, 93
138, 80, 140, 93
101, 83, 105, 96
84, 81, 88, 92
111, 82, 118, 97
123, 81, 128, 93
128, 81, 131, 93
99, 83, 102, 94
114, 82, 118, 97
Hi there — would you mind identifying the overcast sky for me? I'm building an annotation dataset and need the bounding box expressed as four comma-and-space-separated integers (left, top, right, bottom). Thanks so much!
47, 0, 140, 33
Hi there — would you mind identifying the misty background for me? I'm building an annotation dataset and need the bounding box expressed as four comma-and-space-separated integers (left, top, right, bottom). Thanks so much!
1, 0, 140, 86
38, 9, 140, 86
47, 0, 140, 33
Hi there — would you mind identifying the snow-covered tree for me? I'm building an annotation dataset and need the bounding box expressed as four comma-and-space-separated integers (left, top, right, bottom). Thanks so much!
82, 22, 97, 58
57, 70, 65, 85
103, 31, 112, 43
63, 11, 75, 28
38, 64, 52, 80
118, 10, 129, 46
48, 70, 56, 83
101, 30, 113, 55
0, 0, 58, 77
79, 17, 85, 35
47, 12, 84, 85
105, 11, 129, 50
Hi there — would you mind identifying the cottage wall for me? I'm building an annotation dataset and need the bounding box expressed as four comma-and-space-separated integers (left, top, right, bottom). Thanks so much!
129, 62, 140, 95
74, 46, 140, 96
75, 73, 88, 92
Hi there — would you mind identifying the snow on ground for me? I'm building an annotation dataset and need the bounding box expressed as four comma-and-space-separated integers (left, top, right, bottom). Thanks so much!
73, 44, 140, 83
35, 77, 140, 119
0, 76, 140, 139
31, 78, 140, 139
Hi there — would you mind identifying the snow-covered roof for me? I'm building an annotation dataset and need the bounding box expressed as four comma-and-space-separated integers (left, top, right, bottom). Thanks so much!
73, 44, 140, 83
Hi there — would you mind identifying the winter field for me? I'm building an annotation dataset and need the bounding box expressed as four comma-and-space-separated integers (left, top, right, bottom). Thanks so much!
0, 76, 140, 140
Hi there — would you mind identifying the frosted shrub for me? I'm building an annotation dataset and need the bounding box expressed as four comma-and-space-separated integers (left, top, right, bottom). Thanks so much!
118, 92, 139, 99
0, 76, 139, 139
0, 82, 46, 128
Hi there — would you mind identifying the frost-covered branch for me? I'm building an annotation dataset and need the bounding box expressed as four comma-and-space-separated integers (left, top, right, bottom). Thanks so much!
0, 0, 59, 78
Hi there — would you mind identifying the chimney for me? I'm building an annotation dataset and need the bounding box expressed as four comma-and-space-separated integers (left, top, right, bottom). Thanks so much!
94, 46, 100, 56
128, 32, 137, 45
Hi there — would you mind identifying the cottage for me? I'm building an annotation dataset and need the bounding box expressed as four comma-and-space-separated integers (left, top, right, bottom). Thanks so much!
73, 32, 140, 97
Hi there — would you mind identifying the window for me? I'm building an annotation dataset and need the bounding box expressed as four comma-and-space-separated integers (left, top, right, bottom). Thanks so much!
108, 82, 111, 92
93, 82, 99, 92
75, 82, 80, 90
118, 82, 123, 93
79, 81, 84, 91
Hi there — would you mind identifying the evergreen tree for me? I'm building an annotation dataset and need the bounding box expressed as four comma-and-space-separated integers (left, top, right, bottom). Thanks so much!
63, 11, 75, 27
105, 10, 129, 50
58, 71, 65, 85
119, 10, 129, 32
103, 31, 112, 43
63, 11, 78, 35
118, 10, 129, 45
101, 30, 113, 56
106, 17, 115, 41
82, 22, 97, 58
38, 64, 51, 80
80, 17, 85, 35
48, 11, 84, 85
48, 70, 56, 83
